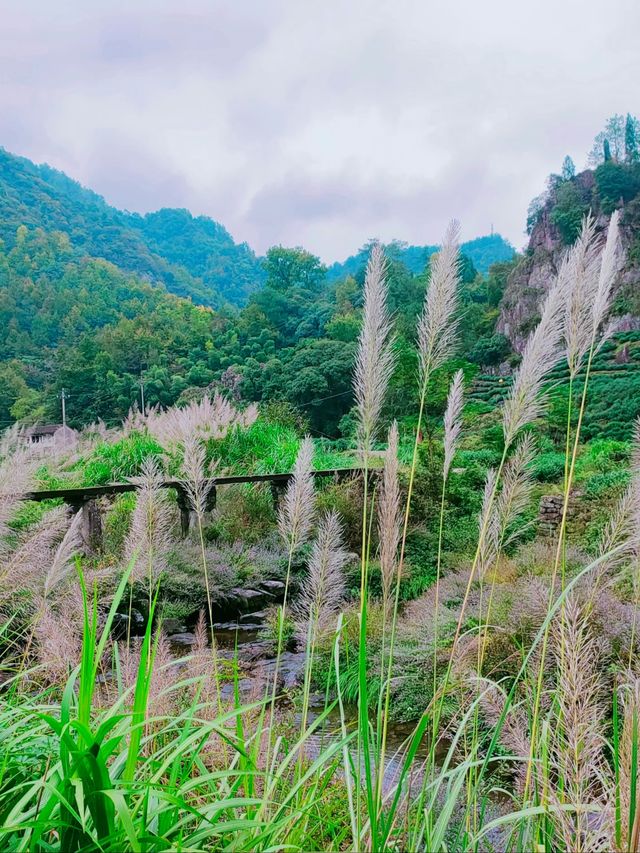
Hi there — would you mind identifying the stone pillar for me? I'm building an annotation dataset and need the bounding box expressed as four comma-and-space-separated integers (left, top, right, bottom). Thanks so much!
539, 494, 564, 534
175, 485, 217, 537
270, 480, 288, 511
69, 498, 103, 554
175, 487, 193, 538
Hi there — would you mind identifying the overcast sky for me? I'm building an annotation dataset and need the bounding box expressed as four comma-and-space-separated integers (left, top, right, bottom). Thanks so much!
1, 0, 638, 261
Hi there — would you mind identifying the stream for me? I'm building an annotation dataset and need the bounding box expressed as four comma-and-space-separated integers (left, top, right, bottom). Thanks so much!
166, 607, 432, 795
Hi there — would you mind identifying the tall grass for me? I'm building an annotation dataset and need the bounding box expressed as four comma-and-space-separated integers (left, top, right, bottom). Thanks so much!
0, 215, 638, 851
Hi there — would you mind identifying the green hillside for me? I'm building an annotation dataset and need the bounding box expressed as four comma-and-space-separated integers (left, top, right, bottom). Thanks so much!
0, 147, 265, 307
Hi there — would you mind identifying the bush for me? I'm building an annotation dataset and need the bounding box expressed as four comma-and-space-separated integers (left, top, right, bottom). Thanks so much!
595, 161, 640, 214
532, 452, 566, 483
81, 432, 164, 484
468, 333, 512, 366
103, 493, 137, 555
211, 420, 300, 474
583, 469, 629, 499
550, 182, 590, 244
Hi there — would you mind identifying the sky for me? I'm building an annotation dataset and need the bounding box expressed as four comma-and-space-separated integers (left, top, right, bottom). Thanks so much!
1, 0, 639, 261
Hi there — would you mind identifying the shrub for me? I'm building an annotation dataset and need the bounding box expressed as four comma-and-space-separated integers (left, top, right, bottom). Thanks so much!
532, 451, 566, 482
468, 333, 512, 366
583, 469, 629, 498
81, 432, 165, 484
550, 181, 590, 244
595, 161, 640, 214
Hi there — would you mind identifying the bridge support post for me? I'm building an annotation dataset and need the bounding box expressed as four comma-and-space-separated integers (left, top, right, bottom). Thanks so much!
270, 481, 287, 511
175, 486, 217, 538
69, 498, 103, 555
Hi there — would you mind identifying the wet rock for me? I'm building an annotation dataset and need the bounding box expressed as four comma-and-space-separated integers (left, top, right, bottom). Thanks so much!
212, 621, 243, 631
239, 640, 273, 662
160, 618, 187, 634
239, 610, 267, 624
168, 632, 197, 648
229, 588, 269, 610
258, 580, 285, 594
111, 609, 145, 639
260, 652, 306, 690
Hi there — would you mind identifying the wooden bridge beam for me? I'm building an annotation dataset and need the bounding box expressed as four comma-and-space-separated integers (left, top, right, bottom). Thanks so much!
20, 468, 364, 545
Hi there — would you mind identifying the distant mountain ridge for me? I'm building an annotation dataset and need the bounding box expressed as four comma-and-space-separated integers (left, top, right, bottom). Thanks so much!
0, 146, 514, 307
328, 233, 515, 281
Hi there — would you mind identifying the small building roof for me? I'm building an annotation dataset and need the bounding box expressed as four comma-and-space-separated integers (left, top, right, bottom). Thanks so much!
25, 424, 63, 438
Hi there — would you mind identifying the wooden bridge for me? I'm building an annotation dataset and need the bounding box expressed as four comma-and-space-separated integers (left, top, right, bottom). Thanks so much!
22, 468, 364, 553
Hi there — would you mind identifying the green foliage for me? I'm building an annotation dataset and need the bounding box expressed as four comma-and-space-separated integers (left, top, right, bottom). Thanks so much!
561, 155, 576, 181
626, 113, 639, 164
595, 161, 640, 214
582, 469, 630, 499
81, 432, 165, 484
532, 451, 567, 482
550, 181, 590, 244
468, 333, 511, 366
211, 421, 300, 474
102, 492, 137, 554
588, 114, 631, 165
263, 246, 326, 292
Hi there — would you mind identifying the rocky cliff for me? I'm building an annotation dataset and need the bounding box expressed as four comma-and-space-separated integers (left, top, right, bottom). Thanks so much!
497, 169, 640, 353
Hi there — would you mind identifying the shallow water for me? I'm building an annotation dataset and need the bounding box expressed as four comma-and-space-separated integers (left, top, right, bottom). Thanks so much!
168, 610, 437, 795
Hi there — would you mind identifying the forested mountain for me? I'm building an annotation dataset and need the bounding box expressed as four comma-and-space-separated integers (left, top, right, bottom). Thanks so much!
0, 222, 512, 434
0, 148, 264, 307
328, 233, 515, 281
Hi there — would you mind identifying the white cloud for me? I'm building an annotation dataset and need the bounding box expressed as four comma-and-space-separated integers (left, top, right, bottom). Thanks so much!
1, 0, 639, 259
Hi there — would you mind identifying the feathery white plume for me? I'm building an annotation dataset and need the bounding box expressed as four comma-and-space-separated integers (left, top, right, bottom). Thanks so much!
43, 509, 83, 598
181, 434, 214, 518
278, 436, 315, 552
353, 243, 395, 453
502, 274, 566, 446
417, 221, 461, 387
378, 421, 401, 612
591, 209, 621, 340
443, 369, 465, 480
563, 215, 601, 378
295, 510, 349, 643
125, 456, 174, 585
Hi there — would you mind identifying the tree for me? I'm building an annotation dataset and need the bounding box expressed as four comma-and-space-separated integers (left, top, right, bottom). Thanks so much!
588, 114, 627, 165
262, 246, 326, 292
526, 192, 548, 234
625, 113, 639, 163
561, 155, 576, 181
595, 161, 640, 214
468, 333, 512, 367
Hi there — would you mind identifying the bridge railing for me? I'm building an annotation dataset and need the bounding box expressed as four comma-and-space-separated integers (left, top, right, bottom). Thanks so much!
21, 468, 365, 552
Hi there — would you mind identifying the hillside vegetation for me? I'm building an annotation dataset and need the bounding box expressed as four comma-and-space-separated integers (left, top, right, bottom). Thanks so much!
0, 147, 264, 307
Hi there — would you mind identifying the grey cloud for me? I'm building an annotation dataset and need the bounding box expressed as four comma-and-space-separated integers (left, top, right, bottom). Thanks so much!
83, 133, 192, 213
1, 0, 640, 262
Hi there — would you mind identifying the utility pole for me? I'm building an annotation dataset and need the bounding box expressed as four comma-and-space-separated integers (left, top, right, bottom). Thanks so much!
140, 375, 145, 414
60, 388, 68, 429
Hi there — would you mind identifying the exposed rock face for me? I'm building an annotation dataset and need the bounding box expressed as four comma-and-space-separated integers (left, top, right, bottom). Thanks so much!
497, 169, 639, 353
